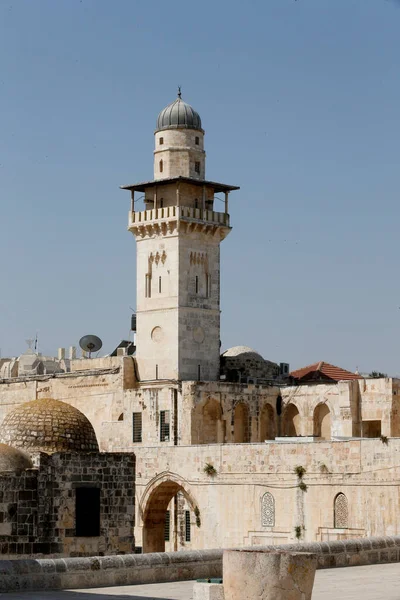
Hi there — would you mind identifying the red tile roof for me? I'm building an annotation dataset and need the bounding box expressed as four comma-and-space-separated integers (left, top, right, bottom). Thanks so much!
290, 361, 362, 382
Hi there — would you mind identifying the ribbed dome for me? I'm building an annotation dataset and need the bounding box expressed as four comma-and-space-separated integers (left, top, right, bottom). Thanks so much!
0, 443, 33, 471
156, 93, 202, 132
0, 398, 99, 454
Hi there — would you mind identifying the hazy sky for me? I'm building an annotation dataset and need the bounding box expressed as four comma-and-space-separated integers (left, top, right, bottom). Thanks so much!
1, 0, 400, 374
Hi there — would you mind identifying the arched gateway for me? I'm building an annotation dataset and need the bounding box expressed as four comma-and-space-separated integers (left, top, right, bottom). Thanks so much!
141, 473, 198, 553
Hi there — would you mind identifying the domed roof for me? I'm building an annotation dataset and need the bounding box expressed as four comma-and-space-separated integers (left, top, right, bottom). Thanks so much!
0, 443, 33, 472
0, 398, 99, 454
221, 346, 264, 360
156, 90, 202, 132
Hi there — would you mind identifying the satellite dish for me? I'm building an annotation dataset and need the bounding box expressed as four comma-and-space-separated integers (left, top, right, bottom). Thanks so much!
79, 335, 103, 358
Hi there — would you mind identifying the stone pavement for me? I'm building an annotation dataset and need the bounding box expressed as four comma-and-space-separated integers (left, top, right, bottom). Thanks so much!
0, 562, 399, 599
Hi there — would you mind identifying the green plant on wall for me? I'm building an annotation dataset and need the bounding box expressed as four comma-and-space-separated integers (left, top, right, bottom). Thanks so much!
294, 465, 306, 479
294, 525, 305, 540
204, 463, 217, 476
298, 480, 308, 492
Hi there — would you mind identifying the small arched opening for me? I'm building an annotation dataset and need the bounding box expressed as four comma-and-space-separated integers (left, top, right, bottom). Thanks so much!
283, 404, 301, 437
159, 159, 163, 173
202, 398, 223, 443
334, 493, 348, 529
142, 477, 198, 553
234, 403, 250, 443
191, 398, 225, 444
313, 403, 331, 440
259, 404, 275, 441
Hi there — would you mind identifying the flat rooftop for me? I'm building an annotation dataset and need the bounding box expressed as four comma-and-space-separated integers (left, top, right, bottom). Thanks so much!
3, 562, 399, 599
120, 176, 240, 194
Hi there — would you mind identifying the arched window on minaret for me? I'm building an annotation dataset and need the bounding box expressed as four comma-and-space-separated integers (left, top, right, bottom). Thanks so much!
159, 160, 163, 173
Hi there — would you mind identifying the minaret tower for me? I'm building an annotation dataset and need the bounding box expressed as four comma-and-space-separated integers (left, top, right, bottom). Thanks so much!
121, 91, 239, 381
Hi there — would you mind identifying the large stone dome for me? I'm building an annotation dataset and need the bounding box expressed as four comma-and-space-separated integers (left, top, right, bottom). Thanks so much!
156, 92, 202, 132
0, 398, 99, 454
0, 443, 33, 471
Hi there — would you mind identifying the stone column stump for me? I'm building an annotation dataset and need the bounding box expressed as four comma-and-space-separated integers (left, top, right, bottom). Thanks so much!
223, 549, 317, 600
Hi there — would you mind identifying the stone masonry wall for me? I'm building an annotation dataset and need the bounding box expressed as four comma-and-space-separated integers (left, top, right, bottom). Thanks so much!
43, 452, 135, 557
0, 536, 399, 593
0, 452, 135, 559
133, 439, 400, 550
0, 469, 39, 556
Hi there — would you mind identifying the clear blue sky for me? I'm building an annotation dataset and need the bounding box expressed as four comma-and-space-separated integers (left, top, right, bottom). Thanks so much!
1, 0, 400, 375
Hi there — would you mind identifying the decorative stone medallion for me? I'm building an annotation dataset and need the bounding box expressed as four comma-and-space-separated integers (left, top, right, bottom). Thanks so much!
193, 327, 205, 344
151, 326, 164, 343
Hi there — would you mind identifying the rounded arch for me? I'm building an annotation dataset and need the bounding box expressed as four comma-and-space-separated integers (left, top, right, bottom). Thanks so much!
313, 403, 331, 440
141, 472, 198, 553
159, 159, 163, 173
234, 402, 250, 443
283, 403, 301, 437
259, 403, 275, 441
191, 397, 224, 444
202, 398, 223, 443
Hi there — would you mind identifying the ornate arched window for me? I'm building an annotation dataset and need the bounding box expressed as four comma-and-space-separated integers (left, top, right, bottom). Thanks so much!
334, 493, 348, 528
261, 492, 275, 527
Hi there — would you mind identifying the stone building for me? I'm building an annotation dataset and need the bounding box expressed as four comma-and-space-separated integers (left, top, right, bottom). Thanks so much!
0, 398, 135, 558
1, 91, 400, 556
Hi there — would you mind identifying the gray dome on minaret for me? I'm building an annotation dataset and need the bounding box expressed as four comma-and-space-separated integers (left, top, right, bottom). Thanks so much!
156, 90, 202, 132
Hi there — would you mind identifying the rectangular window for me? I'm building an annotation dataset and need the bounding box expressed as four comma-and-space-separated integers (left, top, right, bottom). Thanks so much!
156, 364, 159, 380
198, 365, 201, 381
185, 510, 191, 542
195, 275, 199, 294
159, 276, 162, 293
132, 412, 142, 443
164, 510, 170, 541
206, 274, 211, 298
159, 137, 164, 145
160, 410, 170, 442
195, 161, 200, 173
76, 487, 100, 537
195, 136, 199, 145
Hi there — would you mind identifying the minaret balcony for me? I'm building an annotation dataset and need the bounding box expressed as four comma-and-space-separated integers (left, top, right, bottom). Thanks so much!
129, 205, 230, 227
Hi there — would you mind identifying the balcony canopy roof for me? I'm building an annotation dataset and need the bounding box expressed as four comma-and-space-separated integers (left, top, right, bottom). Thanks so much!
120, 176, 240, 194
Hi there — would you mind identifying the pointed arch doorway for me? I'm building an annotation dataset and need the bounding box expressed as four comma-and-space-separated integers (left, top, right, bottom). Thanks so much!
141, 474, 198, 553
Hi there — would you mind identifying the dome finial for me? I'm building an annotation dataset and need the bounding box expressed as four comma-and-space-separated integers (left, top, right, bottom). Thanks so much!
177, 86, 182, 99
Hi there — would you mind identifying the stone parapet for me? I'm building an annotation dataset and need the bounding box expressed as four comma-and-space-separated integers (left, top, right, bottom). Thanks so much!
0, 549, 221, 593
0, 536, 399, 593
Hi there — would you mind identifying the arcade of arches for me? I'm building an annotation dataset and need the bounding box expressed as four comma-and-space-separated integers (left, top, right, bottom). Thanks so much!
191, 396, 334, 442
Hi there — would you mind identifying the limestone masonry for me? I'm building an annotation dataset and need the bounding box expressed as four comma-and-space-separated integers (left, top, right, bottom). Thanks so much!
0, 92, 399, 558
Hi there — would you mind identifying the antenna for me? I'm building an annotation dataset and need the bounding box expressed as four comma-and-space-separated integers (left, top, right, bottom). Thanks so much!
79, 334, 103, 359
